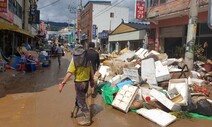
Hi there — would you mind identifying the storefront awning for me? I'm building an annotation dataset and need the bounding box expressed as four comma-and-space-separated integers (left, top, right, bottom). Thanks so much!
14, 28, 34, 38
0, 21, 18, 30
0, 21, 34, 38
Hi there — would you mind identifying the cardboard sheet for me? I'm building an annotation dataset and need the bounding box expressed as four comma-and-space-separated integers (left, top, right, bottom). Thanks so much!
17, 46, 39, 59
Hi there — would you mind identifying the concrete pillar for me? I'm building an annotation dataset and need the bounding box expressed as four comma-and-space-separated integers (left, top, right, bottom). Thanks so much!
155, 25, 159, 51
143, 32, 148, 49
116, 42, 119, 52
12, 33, 15, 54
107, 42, 110, 53
185, 0, 199, 70
127, 41, 130, 50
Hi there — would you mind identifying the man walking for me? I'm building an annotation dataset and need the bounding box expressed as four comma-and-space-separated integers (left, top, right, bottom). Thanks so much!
86, 42, 100, 97
58, 44, 94, 126
55, 44, 64, 66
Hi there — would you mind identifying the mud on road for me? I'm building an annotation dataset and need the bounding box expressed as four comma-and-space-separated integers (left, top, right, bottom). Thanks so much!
0, 53, 211, 127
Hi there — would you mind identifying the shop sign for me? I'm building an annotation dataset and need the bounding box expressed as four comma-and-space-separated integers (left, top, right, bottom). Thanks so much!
92, 25, 97, 39
0, 0, 7, 12
135, 0, 145, 20
98, 31, 108, 39
0, 10, 14, 22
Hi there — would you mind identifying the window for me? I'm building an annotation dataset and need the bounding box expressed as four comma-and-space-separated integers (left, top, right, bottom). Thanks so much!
8, 0, 22, 19
110, 12, 114, 18
153, 0, 159, 6
160, 0, 166, 4
16, 2, 22, 19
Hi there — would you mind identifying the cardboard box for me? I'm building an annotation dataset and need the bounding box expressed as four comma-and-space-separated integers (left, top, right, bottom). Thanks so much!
167, 87, 183, 103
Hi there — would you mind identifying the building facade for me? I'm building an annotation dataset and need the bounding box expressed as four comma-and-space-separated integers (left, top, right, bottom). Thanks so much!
80, 1, 129, 48
0, 0, 39, 56
108, 22, 149, 53
145, 0, 211, 58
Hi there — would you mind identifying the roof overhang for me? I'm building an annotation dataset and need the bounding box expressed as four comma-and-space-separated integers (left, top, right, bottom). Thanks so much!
0, 21, 34, 38
109, 30, 146, 42
147, 4, 208, 22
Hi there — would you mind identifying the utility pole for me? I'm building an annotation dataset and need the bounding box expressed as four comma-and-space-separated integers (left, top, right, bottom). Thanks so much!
77, 0, 82, 44
184, 0, 199, 70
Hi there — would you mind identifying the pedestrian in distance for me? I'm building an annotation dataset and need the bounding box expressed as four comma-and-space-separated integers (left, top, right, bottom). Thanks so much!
70, 43, 74, 54
58, 44, 94, 126
86, 42, 100, 98
55, 44, 64, 66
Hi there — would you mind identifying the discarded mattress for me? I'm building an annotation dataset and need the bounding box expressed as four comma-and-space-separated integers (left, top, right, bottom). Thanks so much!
136, 108, 177, 127
112, 85, 138, 113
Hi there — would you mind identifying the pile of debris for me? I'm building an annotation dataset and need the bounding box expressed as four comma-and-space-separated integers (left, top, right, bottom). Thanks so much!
94, 48, 212, 126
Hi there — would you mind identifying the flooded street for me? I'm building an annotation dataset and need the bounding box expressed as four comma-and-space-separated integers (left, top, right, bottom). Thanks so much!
0, 52, 211, 127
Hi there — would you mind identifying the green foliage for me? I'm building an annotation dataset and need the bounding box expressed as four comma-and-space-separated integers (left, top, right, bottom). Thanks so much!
194, 44, 207, 62
171, 111, 192, 119
175, 46, 185, 58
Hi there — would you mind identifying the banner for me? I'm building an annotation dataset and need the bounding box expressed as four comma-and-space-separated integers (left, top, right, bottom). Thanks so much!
0, 0, 7, 12
135, 0, 145, 20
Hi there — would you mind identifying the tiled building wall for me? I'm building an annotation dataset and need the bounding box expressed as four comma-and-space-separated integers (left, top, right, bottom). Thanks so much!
147, 0, 208, 18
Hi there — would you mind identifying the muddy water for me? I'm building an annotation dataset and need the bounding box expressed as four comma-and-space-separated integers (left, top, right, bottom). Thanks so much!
0, 53, 211, 127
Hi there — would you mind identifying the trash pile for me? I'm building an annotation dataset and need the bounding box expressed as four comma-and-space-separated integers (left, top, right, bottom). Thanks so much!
94, 48, 212, 126
0, 46, 50, 73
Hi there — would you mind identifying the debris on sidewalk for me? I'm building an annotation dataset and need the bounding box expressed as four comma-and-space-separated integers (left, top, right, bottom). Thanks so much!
96, 47, 212, 125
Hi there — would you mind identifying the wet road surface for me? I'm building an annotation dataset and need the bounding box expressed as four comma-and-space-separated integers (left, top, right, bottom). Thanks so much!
0, 52, 212, 127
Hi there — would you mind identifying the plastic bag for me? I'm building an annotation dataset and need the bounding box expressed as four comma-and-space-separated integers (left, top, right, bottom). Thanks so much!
193, 99, 212, 116
102, 85, 119, 105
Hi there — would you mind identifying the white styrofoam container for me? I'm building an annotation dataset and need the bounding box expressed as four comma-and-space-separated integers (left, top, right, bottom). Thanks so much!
135, 48, 149, 59
155, 61, 171, 82
112, 85, 138, 113
98, 65, 110, 79
150, 89, 181, 111
141, 58, 157, 85
168, 78, 189, 106
123, 68, 140, 83
109, 74, 123, 85
136, 108, 177, 127
190, 78, 205, 86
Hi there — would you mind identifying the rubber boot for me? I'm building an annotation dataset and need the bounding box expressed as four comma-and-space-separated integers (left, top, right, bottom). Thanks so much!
78, 111, 91, 126
91, 86, 98, 98
71, 106, 79, 118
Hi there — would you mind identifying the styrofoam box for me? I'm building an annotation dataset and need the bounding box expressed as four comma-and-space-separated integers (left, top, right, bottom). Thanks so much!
150, 89, 181, 111
141, 58, 157, 86
112, 85, 138, 113
155, 61, 171, 82
136, 108, 177, 127
123, 68, 140, 83
135, 48, 149, 59
168, 78, 188, 106
98, 65, 110, 79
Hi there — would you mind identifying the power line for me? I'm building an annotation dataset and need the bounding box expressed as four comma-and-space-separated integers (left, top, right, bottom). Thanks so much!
94, 0, 126, 19
38, 0, 62, 10
93, 0, 120, 17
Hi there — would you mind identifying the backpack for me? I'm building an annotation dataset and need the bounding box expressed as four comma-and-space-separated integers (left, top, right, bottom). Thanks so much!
72, 45, 88, 67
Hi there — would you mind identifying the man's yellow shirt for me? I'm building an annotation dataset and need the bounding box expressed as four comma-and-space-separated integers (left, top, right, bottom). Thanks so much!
67, 58, 91, 82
